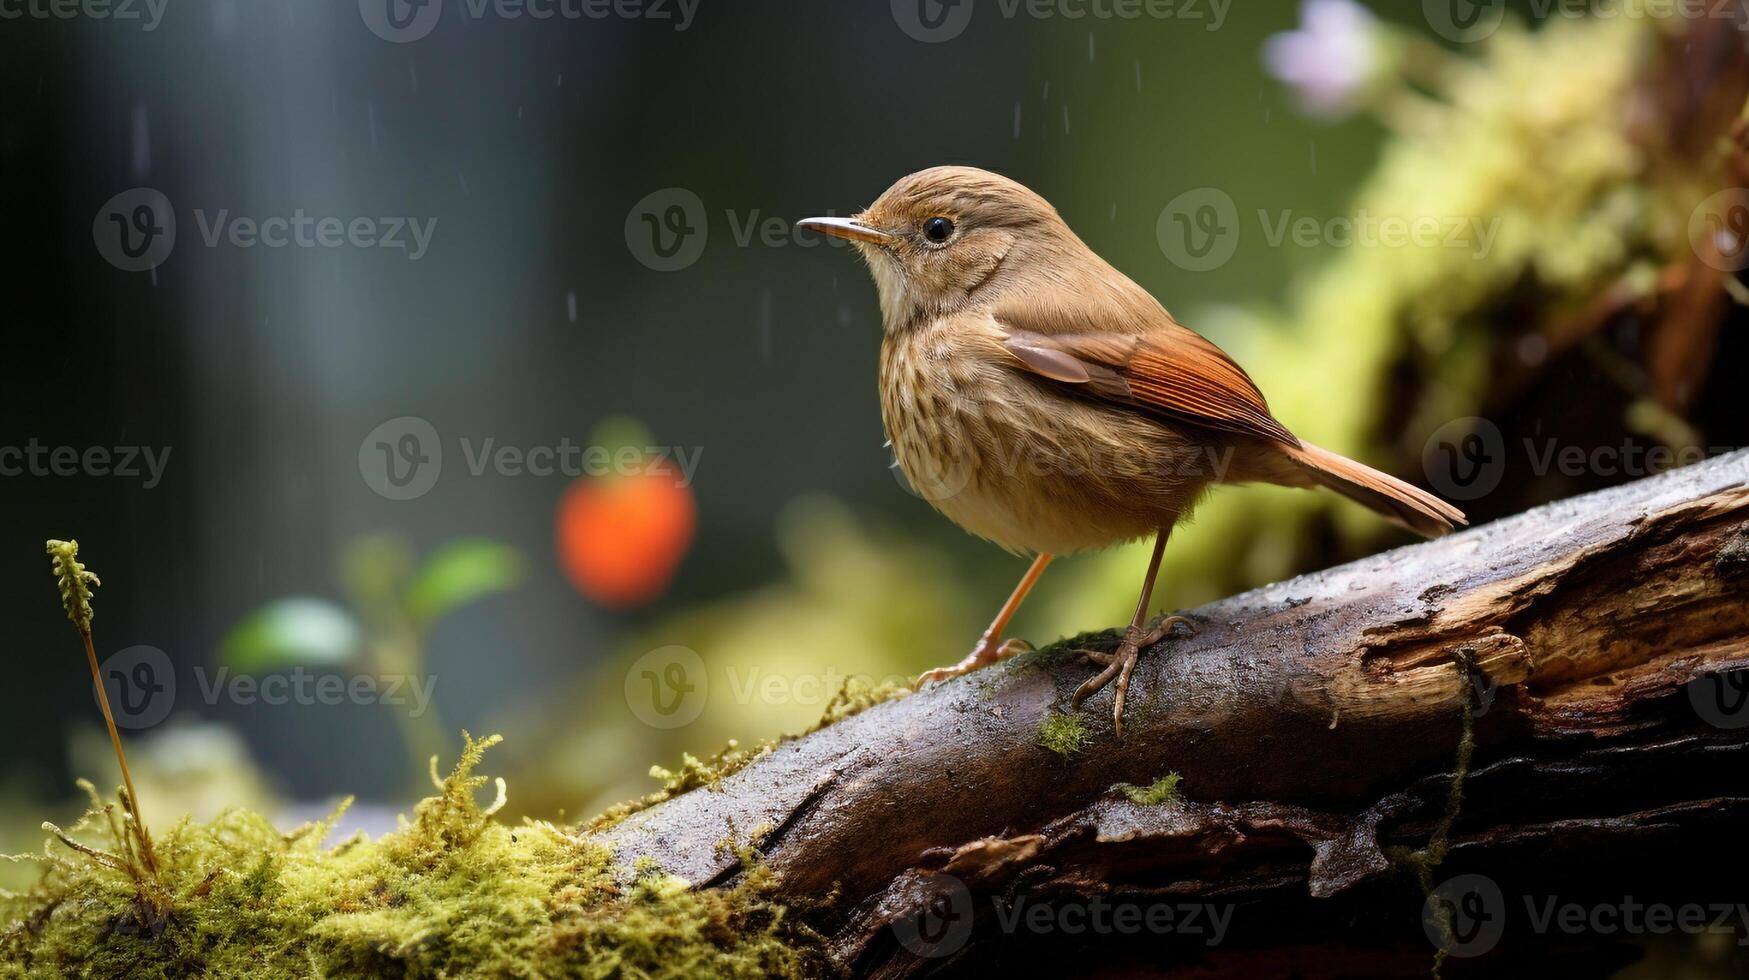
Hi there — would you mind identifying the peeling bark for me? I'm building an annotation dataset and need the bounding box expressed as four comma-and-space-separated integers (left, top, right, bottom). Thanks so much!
594, 451, 1749, 975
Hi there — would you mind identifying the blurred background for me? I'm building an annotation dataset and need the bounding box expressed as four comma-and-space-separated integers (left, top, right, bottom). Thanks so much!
3, 0, 1746, 900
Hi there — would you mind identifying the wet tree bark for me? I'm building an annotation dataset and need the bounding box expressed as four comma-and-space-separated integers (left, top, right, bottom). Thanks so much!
595, 450, 1749, 977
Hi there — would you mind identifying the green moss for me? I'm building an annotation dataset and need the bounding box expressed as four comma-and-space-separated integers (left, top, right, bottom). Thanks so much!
1112, 773, 1182, 806
1038, 713, 1089, 757
811, 676, 910, 730
587, 675, 911, 833
0, 733, 829, 979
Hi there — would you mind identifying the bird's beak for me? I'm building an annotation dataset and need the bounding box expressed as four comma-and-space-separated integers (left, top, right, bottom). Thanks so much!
797, 216, 897, 246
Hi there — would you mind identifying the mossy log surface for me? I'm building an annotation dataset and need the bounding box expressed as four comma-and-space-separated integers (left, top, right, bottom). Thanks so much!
597, 450, 1749, 975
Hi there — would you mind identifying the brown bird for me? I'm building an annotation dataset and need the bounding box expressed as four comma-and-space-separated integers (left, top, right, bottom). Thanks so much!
799, 166, 1465, 734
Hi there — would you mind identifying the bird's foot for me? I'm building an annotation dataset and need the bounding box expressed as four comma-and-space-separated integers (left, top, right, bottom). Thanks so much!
1071, 616, 1194, 736
916, 636, 1034, 688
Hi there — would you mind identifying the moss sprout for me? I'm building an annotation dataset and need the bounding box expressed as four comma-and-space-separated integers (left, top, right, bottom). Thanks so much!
1113, 773, 1182, 806
43, 539, 161, 905
1038, 713, 1090, 757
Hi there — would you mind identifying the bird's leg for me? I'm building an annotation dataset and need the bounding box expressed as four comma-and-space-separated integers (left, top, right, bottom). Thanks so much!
917, 553, 1053, 687
1072, 528, 1189, 736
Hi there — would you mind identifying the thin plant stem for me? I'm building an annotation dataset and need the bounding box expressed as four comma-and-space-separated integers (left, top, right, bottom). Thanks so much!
78, 621, 157, 877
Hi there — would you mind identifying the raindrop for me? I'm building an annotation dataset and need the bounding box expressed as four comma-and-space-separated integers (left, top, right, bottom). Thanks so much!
211, 0, 236, 37
556, 73, 564, 87
1088, 33, 1095, 62
837, 304, 851, 328
758, 288, 774, 362
1517, 334, 1547, 366
566, 291, 578, 323
1013, 102, 1021, 139
458, 170, 470, 195
1308, 141, 1317, 176
409, 62, 419, 92
1062, 104, 1070, 135
130, 104, 150, 177
367, 100, 378, 154
1042, 81, 1050, 100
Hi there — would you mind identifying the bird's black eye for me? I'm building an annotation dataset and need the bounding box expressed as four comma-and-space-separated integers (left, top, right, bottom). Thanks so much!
924, 217, 954, 243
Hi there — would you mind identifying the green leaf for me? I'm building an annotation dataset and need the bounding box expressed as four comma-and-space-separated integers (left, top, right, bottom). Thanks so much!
405, 539, 523, 626
220, 598, 362, 671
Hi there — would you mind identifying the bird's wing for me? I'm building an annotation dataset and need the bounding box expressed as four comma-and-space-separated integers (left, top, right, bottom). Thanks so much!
994, 300, 1299, 448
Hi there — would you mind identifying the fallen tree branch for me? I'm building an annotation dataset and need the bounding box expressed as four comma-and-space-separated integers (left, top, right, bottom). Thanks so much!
596, 450, 1749, 975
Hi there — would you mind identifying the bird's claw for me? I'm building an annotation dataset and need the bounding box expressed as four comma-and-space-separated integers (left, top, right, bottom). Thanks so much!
915, 636, 1033, 688
1070, 616, 1193, 735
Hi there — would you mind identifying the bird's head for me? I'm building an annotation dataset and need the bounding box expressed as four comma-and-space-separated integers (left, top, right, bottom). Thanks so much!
800, 166, 1073, 330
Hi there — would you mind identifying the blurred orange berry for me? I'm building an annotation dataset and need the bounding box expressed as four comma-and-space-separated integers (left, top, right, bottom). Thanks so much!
555, 459, 696, 607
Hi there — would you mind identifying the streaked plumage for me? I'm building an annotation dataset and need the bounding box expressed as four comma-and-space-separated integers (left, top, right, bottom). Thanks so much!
801, 166, 1464, 732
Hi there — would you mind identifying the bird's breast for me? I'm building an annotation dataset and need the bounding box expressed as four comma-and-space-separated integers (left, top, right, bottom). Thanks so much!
878, 320, 1208, 555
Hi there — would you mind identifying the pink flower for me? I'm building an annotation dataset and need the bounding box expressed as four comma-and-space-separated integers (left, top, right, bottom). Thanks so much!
1263, 0, 1384, 119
